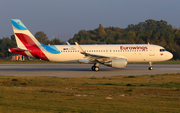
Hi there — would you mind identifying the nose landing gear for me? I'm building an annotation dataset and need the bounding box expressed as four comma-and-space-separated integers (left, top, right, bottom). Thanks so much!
149, 62, 153, 70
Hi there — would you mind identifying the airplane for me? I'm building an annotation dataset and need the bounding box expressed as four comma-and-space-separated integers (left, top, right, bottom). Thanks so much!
9, 19, 173, 71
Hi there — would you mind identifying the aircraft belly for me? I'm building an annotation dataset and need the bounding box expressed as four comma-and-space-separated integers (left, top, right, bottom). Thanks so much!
123, 53, 148, 62
46, 52, 84, 62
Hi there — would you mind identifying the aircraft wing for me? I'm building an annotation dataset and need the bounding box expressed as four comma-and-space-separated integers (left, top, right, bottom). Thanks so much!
75, 42, 123, 63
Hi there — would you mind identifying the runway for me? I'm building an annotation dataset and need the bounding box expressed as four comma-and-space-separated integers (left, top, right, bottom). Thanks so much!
0, 64, 180, 77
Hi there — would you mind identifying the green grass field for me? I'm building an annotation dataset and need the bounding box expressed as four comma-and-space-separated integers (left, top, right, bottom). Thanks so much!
0, 74, 180, 113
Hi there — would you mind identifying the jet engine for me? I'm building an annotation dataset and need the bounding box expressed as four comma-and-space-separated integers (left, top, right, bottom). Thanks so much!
104, 58, 127, 68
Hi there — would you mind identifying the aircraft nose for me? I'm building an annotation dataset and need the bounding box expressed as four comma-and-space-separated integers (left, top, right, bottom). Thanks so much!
168, 52, 173, 59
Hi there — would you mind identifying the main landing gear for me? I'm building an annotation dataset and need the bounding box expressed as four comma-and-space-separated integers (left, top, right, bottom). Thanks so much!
149, 62, 153, 70
92, 63, 100, 71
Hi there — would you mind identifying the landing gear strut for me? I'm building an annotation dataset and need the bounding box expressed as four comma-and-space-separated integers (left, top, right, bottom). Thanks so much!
92, 63, 99, 71
149, 62, 153, 70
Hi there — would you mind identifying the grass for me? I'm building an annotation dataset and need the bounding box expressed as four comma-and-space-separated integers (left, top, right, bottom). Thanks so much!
0, 74, 180, 113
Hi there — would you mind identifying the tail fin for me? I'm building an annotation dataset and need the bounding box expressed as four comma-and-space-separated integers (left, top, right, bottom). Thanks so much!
11, 19, 41, 47
10, 19, 59, 61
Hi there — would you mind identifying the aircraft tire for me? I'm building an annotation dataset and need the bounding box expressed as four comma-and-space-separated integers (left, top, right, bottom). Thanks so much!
94, 67, 99, 71
92, 66, 96, 71
149, 67, 153, 70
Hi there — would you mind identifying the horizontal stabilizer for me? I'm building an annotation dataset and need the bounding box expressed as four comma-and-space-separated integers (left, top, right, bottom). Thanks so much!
8, 47, 29, 52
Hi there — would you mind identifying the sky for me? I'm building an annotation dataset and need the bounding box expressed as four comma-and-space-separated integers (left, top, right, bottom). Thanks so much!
0, 0, 180, 41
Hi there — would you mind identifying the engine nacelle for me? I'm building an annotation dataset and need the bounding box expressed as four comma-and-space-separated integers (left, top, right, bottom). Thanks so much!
104, 58, 127, 68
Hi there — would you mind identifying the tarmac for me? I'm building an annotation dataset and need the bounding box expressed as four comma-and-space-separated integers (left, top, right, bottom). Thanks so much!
0, 64, 180, 77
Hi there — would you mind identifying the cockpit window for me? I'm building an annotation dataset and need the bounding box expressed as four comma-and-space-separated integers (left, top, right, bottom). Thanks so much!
160, 49, 166, 52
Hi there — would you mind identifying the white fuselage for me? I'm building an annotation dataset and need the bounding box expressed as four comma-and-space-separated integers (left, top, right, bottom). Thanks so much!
40, 44, 173, 63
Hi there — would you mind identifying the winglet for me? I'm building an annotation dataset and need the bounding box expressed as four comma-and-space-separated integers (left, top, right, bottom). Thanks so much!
66, 42, 70, 45
75, 42, 85, 53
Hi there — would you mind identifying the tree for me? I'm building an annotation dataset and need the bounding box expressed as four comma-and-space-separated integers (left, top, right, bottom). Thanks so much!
49, 38, 62, 45
98, 24, 106, 36
0, 52, 5, 57
35, 31, 48, 44
10, 35, 17, 46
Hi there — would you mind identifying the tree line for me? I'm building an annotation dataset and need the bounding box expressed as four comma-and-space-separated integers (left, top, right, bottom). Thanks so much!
69, 19, 180, 59
0, 19, 180, 59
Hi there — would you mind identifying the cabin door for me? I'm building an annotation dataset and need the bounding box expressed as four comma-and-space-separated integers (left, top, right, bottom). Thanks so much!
149, 46, 155, 56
